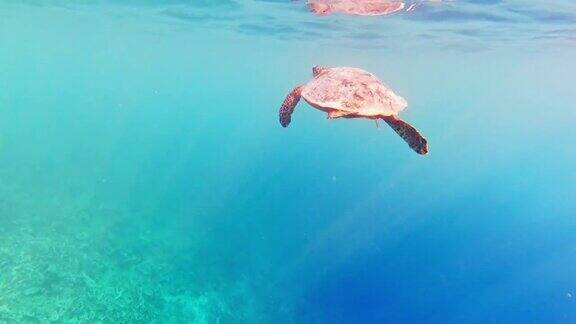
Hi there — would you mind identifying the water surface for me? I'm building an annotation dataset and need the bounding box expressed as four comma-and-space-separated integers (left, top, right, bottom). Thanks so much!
1, 1, 575, 322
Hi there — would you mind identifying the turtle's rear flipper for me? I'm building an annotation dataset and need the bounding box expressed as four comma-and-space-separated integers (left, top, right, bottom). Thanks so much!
382, 116, 428, 155
279, 85, 304, 127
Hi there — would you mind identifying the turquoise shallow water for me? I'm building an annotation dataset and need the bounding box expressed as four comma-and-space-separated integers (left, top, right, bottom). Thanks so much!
1, 1, 576, 322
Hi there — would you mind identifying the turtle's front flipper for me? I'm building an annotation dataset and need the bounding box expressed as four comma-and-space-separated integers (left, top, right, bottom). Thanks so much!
279, 85, 304, 127
382, 116, 429, 155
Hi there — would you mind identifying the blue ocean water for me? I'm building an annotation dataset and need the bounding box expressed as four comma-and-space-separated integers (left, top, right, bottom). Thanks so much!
1, 1, 575, 322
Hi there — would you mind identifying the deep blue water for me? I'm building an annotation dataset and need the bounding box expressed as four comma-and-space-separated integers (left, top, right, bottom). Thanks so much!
1, 1, 576, 323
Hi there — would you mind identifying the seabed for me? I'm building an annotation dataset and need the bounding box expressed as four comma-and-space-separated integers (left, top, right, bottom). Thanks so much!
0, 186, 273, 323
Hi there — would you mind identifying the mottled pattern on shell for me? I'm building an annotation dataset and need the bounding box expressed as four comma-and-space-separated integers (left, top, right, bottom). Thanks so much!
301, 67, 405, 116
309, 0, 405, 16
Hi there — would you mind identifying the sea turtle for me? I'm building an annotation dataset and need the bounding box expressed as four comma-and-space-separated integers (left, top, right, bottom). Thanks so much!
279, 65, 428, 155
307, 0, 446, 16
308, 0, 405, 16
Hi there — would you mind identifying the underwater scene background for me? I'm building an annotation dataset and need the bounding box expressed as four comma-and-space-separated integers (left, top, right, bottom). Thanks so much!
1, 0, 576, 322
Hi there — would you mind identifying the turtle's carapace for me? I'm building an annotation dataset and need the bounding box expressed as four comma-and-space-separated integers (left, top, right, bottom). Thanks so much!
278, 66, 429, 155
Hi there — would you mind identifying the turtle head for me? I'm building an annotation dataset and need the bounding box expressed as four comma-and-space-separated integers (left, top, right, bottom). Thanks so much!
308, 2, 331, 15
312, 65, 330, 77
